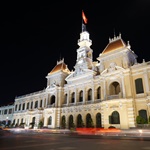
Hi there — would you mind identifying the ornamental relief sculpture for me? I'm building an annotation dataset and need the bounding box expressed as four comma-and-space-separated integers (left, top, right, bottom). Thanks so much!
108, 62, 117, 72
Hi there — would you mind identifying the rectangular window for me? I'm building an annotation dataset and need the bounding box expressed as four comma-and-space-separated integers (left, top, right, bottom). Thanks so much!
9, 109, 12, 114
4, 109, 7, 114
135, 78, 144, 94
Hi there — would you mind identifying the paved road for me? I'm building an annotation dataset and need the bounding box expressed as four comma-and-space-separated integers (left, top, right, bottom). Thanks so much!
0, 130, 150, 150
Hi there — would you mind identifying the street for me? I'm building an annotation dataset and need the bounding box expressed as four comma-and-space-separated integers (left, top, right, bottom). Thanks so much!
0, 130, 150, 150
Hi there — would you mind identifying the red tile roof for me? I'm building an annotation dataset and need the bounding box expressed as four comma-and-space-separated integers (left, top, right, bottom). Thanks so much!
102, 39, 125, 54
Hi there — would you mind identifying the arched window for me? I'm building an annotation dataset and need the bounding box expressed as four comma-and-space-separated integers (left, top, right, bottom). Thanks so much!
40, 100, 42, 107
71, 92, 75, 103
64, 94, 67, 104
96, 113, 102, 128
31, 102, 33, 109
35, 101, 38, 108
19, 104, 21, 111
69, 115, 74, 129
27, 102, 29, 109
48, 116, 52, 125
109, 111, 120, 124
61, 116, 66, 128
97, 87, 101, 99
15, 104, 18, 111
22, 103, 25, 110
135, 78, 144, 94
88, 89, 92, 101
32, 117, 35, 124
109, 82, 120, 95
139, 109, 148, 123
86, 113, 93, 128
79, 91, 83, 102
77, 114, 83, 127
51, 95, 55, 105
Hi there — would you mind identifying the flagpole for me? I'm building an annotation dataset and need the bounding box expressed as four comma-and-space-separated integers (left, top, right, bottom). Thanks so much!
82, 10, 83, 32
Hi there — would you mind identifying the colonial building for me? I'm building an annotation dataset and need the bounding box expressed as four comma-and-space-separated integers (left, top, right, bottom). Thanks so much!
1, 25, 150, 129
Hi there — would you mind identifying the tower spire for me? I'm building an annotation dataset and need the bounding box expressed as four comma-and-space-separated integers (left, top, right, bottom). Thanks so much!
114, 28, 116, 37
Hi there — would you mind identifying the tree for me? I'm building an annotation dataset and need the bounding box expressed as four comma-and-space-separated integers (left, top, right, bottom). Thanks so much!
136, 116, 146, 124
38, 121, 43, 129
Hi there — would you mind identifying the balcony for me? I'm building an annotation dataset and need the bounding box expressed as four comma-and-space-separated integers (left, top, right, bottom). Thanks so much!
76, 102, 84, 105
107, 94, 119, 100
47, 103, 55, 108
69, 103, 76, 106
94, 99, 102, 103
62, 104, 68, 107
85, 100, 93, 104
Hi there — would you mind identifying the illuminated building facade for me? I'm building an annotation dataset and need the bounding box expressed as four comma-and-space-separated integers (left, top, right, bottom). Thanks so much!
1, 26, 150, 129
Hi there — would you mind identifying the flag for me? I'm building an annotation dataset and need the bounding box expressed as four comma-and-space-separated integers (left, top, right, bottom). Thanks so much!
82, 10, 88, 24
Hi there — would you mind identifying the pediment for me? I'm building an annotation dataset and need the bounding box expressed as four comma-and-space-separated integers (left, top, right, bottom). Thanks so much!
65, 68, 96, 82
101, 63, 125, 75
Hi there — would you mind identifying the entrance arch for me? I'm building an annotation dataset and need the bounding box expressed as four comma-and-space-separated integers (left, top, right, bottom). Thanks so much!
69, 115, 74, 129
96, 113, 102, 128
86, 113, 93, 128
77, 114, 83, 127
109, 111, 120, 124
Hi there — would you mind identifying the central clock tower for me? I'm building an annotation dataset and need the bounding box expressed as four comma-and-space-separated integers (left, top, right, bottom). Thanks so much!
74, 28, 93, 72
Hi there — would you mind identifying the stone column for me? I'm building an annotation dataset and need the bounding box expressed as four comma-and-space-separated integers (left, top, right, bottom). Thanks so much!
83, 86, 85, 103
121, 75, 126, 98
92, 83, 94, 102
45, 94, 49, 108
103, 79, 106, 100
144, 70, 150, 93
67, 90, 69, 105
75, 87, 77, 104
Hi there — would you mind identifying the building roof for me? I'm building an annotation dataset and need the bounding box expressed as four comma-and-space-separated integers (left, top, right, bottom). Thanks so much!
102, 35, 126, 54
48, 59, 70, 75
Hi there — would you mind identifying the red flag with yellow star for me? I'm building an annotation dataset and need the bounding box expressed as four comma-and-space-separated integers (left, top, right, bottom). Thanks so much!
82, 10, 88, 24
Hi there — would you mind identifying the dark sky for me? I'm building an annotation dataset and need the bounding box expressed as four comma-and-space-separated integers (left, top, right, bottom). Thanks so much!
0, 1, 150, 106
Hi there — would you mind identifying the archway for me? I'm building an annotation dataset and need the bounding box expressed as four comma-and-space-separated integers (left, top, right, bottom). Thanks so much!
69, 115, 74, 129
77, 114, 84, 127
51, 95, 55, 105
96, 113, 102, 128
86, 113, 93, 128
109, 82, 120, 95
109, 111, 120, 124
61, 116, 66, 129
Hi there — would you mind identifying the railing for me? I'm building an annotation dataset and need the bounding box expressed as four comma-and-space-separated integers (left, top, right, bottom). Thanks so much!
61, 95, 133, 108
69, 103, 76, 106
62, 104, 68, 107
94, 99, 102, 103
78, 39, 92, 43
107, 94, 119, 100
76, 102, 84, 105
47, 104, 55, 108
85, 100, 93, 104
15, 89, 46, 99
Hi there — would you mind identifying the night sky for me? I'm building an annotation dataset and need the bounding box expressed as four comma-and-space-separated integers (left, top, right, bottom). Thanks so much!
0, 1, 150, 106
